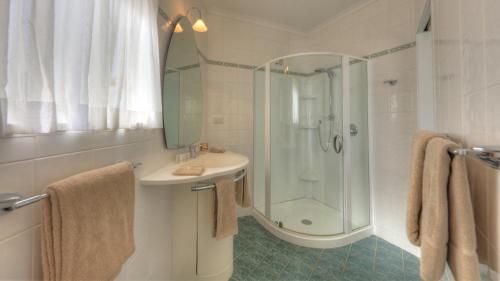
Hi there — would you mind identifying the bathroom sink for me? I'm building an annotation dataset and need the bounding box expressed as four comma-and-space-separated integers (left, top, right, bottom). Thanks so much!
140, 151, 249, 186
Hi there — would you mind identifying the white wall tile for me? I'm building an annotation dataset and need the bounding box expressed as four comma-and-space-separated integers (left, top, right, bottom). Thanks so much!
484, 0, 500, 87
433, 0, 500, 272
0, 136, 35, 164
0, 161, 35, 241
34, 132, 95, 158
0, 230, 33, 280
0, 129, 171, 281
33, 151, 95, 195
370, 48, 418, 252
32, 226, 42, 281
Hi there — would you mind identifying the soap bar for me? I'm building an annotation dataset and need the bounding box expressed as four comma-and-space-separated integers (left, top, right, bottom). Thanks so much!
173, 165, 205, 176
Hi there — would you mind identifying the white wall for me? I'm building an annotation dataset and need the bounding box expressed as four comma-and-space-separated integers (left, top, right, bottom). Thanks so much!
0, 130, 176, 280
370, 47, 418, 253
293, 0, 426, 56
432, 0, 500, 276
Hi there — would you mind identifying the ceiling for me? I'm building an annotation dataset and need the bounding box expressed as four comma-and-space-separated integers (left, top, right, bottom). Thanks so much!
200, 0, 371, 33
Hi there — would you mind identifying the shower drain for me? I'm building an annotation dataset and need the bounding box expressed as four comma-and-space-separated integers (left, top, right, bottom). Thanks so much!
301, 219, 312, 225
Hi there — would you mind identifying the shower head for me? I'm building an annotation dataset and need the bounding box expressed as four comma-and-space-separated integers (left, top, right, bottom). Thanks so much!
314, 68, 335, 79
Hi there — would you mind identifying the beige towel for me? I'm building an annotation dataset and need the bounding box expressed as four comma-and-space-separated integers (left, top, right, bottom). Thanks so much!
407, 130, 444, 244
213, 178, 238, 240
41, 162, 135, 281
418, 138, 480, 281
173, 165, 205, 176
235, 174, 251, 208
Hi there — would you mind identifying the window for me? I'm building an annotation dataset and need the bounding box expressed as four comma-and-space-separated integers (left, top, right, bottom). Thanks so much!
0, 0, 162, 136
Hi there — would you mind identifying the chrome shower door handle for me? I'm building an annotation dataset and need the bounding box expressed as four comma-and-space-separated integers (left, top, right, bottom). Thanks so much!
333, 135, 343, 154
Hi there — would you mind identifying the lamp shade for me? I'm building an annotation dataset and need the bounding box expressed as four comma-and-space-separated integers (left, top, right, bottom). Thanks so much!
192, 18, 208, 32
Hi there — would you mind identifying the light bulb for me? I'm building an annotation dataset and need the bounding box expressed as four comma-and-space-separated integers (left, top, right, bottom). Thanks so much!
192, 19, 208, 32
174, 22, 184, 33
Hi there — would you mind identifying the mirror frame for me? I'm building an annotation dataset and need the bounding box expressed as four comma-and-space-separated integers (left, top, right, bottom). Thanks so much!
160, 15, 182, 148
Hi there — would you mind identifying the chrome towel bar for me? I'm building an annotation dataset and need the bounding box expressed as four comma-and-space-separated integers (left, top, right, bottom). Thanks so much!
0, 161, 142, 212
191, 169, 247, 192
448, 146, 500, 169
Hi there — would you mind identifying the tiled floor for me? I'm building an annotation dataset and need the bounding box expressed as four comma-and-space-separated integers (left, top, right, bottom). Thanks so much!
231, 216, 421, 281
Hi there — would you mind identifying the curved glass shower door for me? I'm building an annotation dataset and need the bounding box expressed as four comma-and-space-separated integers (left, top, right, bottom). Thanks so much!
254, 53, 370, 239
270, 54, 344, 235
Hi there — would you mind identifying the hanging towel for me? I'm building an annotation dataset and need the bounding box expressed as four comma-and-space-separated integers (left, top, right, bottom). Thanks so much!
41, 162, 135, 281
406, 130, 444, 244
213, 177, 238, 240
417, 137, 480, 281
235, 172, 251, 208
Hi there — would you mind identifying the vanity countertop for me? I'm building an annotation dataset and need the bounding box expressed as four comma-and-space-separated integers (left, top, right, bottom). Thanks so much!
140, 151, 249, 186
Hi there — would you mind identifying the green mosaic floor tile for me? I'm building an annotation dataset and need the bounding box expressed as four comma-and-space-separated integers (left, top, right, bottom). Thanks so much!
232, 216, 419, 281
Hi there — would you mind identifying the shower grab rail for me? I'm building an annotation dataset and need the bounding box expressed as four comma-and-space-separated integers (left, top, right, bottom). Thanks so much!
448, 146, 500, 170
191, 169, 247, 192
0, 161, 142, 211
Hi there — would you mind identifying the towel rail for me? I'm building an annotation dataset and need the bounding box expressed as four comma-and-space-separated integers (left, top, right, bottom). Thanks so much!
191, 169, 247, 192
448, 146, 500, 169
0, 161, 142, 212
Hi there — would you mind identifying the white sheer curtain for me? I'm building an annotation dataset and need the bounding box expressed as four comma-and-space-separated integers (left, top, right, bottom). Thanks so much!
0, 0, 162, 136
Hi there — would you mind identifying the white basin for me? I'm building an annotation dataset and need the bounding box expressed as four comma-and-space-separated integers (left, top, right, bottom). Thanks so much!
140, 151, 249, 186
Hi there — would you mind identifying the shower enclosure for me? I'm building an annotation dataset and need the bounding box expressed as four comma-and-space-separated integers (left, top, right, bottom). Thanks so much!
253, 53, 370, 248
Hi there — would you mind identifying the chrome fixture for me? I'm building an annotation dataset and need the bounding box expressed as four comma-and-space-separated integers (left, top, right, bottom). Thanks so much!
191, 169, 247, 192
301, 219, 313, 225
333, 135, 343, 154
448, 146, 500, 169
0, 162, 142, 212
350, 124, 358, 137
315, 68, 342, 153
383, 79, 398, 86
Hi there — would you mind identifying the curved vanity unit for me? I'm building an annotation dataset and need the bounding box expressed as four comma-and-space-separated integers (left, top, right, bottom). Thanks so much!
141, 152, 249, 186
141, 152, 249, 281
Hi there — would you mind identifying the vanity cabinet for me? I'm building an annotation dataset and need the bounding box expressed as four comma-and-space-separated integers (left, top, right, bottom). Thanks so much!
168, 184, 233, 280
141, 152, 249, 281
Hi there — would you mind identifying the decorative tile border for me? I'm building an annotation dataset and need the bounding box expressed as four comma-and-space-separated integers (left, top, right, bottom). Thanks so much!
177, 63, 200, 71
198, 42, 416, 73
365, 41, 416, 59
158, 7, 416, 73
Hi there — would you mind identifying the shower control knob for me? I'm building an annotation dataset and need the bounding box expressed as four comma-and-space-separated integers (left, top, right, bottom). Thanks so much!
350, 124, 358, 137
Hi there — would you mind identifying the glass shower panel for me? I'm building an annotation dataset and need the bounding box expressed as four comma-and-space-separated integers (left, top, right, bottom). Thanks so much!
349, 59, 370, 230
253, 67, 266, 216
269, 54, 344, 235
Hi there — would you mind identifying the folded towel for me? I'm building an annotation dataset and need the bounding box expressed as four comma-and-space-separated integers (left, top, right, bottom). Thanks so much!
213, 177, 238, 240
41, 162, 135, 281
173, 165, 205, 176
416, 137, 480, 281
209, 147, 226, 153
235, 173, 251, 208
407, 130, 444, 245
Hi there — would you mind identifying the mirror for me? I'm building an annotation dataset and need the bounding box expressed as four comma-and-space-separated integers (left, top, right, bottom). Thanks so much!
162, 16, 203, 149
